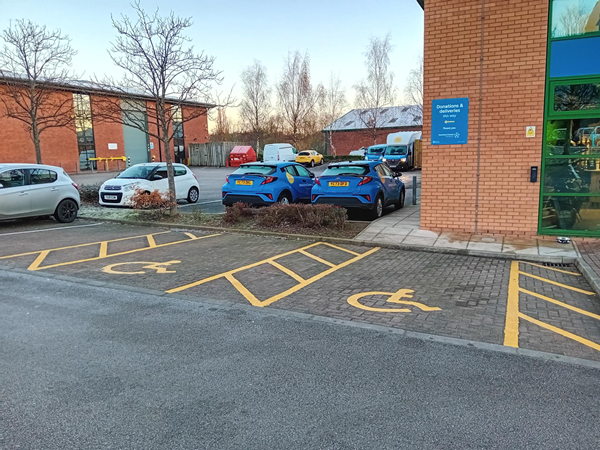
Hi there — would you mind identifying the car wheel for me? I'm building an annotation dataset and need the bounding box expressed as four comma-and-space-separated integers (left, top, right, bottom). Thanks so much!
397, 189, 405, 209
369, 195, 384, 220
310, 160, 315, 167
187, 186, 199, 203
54, 199, 78, 223
277, 191, 292, 205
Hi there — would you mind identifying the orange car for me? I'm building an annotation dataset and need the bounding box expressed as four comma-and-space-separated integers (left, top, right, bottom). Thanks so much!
295, 150, 324, 167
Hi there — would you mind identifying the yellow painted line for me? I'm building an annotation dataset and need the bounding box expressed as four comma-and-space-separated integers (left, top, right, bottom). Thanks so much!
322, 242, 361, 256
520, 288, 600, 321
256, 247, 380, 307
519, 271, 595, 295
29, 234, 220, 271
226, 274, 262, 306
147, 234, 157, 248
166, 242, 323, 293
520, 313, 600, 352
99, 241, 108, 258
520, 262, 581, 276
0, 231, 171, 260
269, 260, 305, 283
504, 261, 521, 348
299, 250, 336, 268
183, 232, 198, 240
27, 250, 50, 271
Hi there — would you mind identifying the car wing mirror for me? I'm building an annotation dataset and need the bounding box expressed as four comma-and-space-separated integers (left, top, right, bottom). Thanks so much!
394, 172, 402, 178
153, 175, 163, 180
309, 172, 315, 178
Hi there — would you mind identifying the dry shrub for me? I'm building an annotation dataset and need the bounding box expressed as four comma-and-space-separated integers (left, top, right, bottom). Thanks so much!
128, 188, 176, 217
257, 204, 346, 229
222, 202, 254, 224
78, 183, 101, 205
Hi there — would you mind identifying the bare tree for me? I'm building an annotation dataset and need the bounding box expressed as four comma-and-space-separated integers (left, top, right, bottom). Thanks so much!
354, 34, 396, 144
95, 1, 222, 215
276, 51, 323, 147
240, 60, 271, 151
321, 74, 347, 156
404, 56, 423, 119
557, 1, 590, 36
210, 89, 236, 142
0, 20, 77, 164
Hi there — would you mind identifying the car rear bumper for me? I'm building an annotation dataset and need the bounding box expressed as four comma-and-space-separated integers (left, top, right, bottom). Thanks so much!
222, 193, 274, 206
312, 196, 372, 209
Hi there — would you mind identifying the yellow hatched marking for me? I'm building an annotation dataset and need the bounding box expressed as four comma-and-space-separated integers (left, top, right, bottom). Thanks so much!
521, 289, 600, 321
27, 250, 51, 271
321, 242, 361, 256
166, 243, 380, 308
504, 261, 521, 348
520, 262, 581, 276
269, 260, 305, 283
99, 242, 108, 258
0, 231, 171, 260
519, 271, 595, 295
147, 235, 157, 248
520, 313, 600, 352
299, 250, 336, 268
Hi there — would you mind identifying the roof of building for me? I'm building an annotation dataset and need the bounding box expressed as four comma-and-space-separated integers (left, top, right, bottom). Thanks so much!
417, 0, 424, 9
322, 105, 423, 132
0, 72, 215, 109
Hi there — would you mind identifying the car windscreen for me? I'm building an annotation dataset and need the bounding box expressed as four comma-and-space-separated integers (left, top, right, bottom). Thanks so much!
367, 147, 385, 155
322, 165, 369, 176
234, 165, 276, 175
298, 151, 310, 156
117, 166, 158, 179
386, 146, 408, 155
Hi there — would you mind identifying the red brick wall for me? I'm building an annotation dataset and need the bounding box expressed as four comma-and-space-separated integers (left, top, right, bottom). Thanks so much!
0, 87, 79, 172
183, 106, 210, 160
91, 95, 126, 171
328, 126, 423, 155
421, 0, 548, 236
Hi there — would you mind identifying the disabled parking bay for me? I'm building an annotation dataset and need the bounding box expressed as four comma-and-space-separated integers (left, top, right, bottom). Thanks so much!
1, 221, 600, 362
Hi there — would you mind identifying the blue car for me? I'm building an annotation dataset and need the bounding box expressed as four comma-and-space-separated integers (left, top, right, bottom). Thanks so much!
311, 161, 405, 219
222, 162, 315, 206
364, 144, 387, 162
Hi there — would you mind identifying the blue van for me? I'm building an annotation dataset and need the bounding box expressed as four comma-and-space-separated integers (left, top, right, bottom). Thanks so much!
364, 144, 387, 162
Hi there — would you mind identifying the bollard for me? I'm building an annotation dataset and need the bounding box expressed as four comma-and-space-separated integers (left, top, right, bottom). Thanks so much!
127, 157, 131, 167
412, 176, 417, 206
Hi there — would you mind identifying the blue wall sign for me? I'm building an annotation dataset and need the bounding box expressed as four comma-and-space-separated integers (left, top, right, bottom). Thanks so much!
432, 98, 469, 145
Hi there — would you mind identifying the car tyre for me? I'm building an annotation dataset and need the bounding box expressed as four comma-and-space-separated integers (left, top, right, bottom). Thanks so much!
369, 195, 384, 220
310, 160, 315, 167
54, 199, 78, 223
187, 186, 199, 203
397, 189, 405, 210
277, 191, 292, 205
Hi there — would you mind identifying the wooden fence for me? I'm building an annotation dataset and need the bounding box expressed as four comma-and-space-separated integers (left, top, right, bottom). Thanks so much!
414, 139, 423, 169
188, 142, 243, 167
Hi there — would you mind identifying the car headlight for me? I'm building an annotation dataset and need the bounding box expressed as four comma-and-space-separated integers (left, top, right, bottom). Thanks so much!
123, 183, 137, 192
401, 158, 407, 162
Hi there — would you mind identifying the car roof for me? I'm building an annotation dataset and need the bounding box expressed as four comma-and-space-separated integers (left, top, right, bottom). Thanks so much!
329, 161, 375, 166
0, 163, 65, 171
240, 162, 296, 167
368, 144, 387, 149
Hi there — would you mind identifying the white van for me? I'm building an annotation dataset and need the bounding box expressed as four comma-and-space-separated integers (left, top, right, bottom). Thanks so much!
263, 143, 297, 163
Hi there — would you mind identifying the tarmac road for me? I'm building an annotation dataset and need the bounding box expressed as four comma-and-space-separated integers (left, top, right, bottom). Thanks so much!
1, 269, 599, 450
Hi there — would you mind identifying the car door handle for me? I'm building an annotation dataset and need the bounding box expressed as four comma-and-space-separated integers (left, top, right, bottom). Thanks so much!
51, 188, 59, 192
19, 192, 28, 196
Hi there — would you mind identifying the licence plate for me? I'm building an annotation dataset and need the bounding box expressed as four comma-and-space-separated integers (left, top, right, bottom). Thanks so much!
104, 195, 118, 200
236, 180, 253, 185
329, 182, 349, 187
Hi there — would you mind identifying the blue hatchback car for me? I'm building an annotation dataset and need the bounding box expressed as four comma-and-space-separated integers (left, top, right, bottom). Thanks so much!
222, 162, 315, 206
311, 161, 405, 219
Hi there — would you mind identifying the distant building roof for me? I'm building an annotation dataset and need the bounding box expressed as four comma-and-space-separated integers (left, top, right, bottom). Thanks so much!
0, 72, 215, 109
322, 105, 423, 132
417, 0, 424, 9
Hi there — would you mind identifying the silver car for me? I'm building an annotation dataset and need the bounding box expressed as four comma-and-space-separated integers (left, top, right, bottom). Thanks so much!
0, 164, 81, 223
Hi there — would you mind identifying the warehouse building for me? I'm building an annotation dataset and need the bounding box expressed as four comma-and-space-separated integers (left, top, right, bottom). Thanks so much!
418, 0, 600, 238
0, 76, 213, 173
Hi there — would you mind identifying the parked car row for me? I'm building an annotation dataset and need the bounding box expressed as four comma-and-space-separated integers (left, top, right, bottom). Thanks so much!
222, 161, 405, 219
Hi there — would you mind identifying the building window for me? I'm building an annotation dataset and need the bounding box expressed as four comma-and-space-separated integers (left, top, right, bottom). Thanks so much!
545, 118, 600, 156
172, 106, 185, 163
551, 0, 600, 38
73, 94, 96, 170
553, 82, 600, 112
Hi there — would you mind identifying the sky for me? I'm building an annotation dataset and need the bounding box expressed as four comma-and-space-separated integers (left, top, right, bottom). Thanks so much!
0, 0, 424, 127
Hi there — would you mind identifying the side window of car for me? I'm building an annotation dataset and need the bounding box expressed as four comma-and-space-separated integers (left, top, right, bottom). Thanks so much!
375, 165, 386, 179
29, 169, 58, 185
155, 169, 168, 179
174, 167, 187, 177
0, 169, 26, 189
285, 165, 299, 176
295, 165, 311, 177
380, 165, 392, 177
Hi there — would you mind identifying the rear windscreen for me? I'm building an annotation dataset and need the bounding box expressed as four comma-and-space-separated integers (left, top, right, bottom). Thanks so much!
298, 151, 310, 156
235, 165, 276, 175
322, 165, 369, 176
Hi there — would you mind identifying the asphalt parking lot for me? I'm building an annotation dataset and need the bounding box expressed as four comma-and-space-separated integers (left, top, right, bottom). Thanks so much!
1, 219, 599, 363
71, 165, 422, 215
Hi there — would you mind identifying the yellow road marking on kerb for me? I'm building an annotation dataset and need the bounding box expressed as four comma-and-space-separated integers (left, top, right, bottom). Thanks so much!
504, 261, 600, 352
166, 243, 379, 308
0, 231, 218, 271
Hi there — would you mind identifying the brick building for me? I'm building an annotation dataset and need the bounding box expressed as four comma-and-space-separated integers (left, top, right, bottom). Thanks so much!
0, 77, 213, 173
322, 106, 422, 155
418, 0, 600, 238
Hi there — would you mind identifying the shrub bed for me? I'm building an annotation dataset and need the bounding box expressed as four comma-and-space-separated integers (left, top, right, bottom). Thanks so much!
255, 203, 347, 229
78, 183, 101, 205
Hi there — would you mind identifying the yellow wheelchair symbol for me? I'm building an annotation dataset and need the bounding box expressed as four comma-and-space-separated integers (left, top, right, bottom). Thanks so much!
102, 260, 181, 275
347, 288, 442, 313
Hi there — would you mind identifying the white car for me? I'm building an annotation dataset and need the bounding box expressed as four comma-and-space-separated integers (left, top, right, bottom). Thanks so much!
0, 163, 81, 223
349, 148, 367, 157
99, 163, 200, 207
